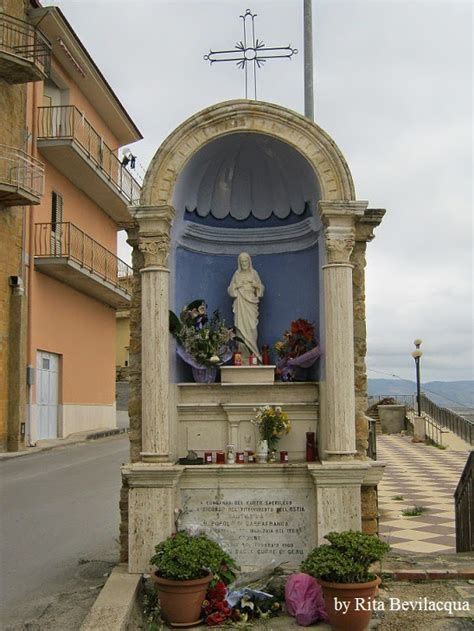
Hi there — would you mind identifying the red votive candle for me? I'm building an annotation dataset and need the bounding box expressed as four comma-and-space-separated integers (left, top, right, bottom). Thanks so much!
280, 450, 288, 463
216, 451, 225, 464
246, 450, 255, 463
204, 451, 213, 464
236, 452, 244, 464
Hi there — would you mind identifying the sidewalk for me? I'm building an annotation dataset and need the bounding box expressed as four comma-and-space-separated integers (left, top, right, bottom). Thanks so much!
377, 434, 470, 553
0, 427, 127, 461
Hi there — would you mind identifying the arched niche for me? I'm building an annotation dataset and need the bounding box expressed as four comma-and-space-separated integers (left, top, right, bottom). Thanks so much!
140, 100, 356, 382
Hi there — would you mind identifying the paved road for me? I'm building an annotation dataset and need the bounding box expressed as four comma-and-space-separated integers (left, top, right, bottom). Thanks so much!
0, 435, 129, 627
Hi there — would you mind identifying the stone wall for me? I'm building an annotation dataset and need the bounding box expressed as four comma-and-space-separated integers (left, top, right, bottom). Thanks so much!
352, 210, 386, 533
120, 228, 143, 562
0, 0, 30, 451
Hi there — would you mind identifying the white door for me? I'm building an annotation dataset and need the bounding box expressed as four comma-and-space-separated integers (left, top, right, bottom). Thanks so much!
37, 351, 59, 440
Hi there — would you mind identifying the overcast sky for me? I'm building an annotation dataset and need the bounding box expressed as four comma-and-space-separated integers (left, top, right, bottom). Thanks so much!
44, 0, 473, 384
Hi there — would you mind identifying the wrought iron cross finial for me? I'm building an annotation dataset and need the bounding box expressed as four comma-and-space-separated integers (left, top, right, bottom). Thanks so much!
204, 9, 298, 100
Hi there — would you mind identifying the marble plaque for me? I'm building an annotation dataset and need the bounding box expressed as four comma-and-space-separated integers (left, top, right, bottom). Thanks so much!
179, 487, 315, 568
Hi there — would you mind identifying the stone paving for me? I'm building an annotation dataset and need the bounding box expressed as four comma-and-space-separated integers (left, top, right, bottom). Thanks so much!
377, 435, 470, 554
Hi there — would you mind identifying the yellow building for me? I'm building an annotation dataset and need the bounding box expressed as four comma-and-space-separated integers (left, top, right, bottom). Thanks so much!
0, 1, 142, 450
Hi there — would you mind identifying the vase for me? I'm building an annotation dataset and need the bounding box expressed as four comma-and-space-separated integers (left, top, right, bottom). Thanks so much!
256, 439, 268, 463
192, 366, 217, 383
318, 576, 381, 631
151, 572, 212, 627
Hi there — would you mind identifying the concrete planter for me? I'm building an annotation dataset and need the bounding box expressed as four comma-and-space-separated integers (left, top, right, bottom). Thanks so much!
377, 404, 406, 434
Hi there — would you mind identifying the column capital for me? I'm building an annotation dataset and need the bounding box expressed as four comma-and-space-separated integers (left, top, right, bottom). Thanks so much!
319, 201, 368, 264
355, 208, 386, 243
319, 200, 368, 226
133, 205, 175, 236
133, 205, 175, 268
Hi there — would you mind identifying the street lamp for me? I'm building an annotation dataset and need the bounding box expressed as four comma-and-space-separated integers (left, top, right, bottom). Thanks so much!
411, 339, 423, 416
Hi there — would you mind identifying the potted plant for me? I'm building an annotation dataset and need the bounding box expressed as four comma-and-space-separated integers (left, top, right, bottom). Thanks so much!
149, 530, 237, 627
301, 530, 390, 631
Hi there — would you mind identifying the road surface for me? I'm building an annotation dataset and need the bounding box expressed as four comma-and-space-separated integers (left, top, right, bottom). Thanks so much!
0, 435, 129, 628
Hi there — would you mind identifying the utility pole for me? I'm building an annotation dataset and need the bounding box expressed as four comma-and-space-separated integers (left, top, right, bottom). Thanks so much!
304, 0, 314, 120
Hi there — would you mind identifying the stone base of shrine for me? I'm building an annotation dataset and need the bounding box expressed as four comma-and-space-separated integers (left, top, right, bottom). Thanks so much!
122, 460, 385, 574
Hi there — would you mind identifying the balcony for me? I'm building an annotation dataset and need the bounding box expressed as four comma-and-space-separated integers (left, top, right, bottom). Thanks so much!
34, 222, 132, 308
0, 13, 51, 83
36, 106, 141, 223
0, 144, 44, 206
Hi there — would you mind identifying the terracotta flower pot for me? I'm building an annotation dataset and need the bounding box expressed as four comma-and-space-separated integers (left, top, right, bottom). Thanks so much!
318, 576, 381, 631
151, 572, 212, 627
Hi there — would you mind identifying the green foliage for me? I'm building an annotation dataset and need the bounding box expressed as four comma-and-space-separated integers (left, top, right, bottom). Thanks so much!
402, 505, 427, 516
150, 531, 238, 582
301, 530, 390, 584
392, 495, 404, 501
142, 580, 162, 630
169, 310, 182, 336
169, 301, 234, 367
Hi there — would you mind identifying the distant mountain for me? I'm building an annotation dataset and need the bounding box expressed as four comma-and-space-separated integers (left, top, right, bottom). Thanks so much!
368, 378, 474, 409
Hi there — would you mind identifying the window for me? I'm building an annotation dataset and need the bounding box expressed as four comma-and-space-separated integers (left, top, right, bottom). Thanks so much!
51, 191, 63, 234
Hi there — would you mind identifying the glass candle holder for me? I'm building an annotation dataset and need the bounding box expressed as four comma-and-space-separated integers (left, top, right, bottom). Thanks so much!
236, 452, 244, 464
280, 450, 288, 463
216, 451, 225, 464
204, 451, 213, 464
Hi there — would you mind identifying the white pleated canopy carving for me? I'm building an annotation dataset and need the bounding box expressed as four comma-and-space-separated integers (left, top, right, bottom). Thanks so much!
177, 132, 319, 221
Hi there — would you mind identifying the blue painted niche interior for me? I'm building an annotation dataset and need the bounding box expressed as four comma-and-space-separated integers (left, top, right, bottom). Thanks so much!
171, 132, 321, 382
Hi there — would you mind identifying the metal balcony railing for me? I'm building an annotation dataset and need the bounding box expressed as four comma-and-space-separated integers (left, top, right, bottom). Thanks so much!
34, 222, 132, 290
37, 105, 141, 204
0, 12, 51, 77
0, 143, 44, 197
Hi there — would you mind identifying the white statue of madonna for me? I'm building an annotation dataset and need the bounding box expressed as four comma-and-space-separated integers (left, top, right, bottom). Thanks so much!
227, 252, 264, 361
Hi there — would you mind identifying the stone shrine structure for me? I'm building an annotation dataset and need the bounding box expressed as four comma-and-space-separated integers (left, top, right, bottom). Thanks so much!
121, 100, 385, 573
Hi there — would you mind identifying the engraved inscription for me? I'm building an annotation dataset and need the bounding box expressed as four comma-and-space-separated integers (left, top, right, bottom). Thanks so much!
179, 488, 314, 567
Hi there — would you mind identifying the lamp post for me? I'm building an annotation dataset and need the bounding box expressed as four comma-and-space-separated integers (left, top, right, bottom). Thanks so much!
411, 339, 423, 416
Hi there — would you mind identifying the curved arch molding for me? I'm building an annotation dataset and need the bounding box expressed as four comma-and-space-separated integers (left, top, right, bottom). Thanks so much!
178, 217, 319, 256
141, 100, 355, 207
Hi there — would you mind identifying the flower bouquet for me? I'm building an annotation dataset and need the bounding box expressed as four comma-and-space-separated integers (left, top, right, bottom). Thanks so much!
252, 405, 291, 457
274, 318, 320, 381
169, 300, 236, 382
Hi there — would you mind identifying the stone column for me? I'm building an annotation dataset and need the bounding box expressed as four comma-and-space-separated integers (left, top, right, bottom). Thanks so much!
352, 209, 385, 455
319, 201, 367, 460
135, 205, 174, 463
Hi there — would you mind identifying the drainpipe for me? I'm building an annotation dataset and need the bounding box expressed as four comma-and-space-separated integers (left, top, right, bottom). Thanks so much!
26, 81, 38, 447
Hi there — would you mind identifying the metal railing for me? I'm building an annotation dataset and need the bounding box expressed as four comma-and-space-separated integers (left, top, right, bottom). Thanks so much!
455, 451, 473, 552
0, 13, 51, 76
424, 415, 445, 447
37, 105, 141, 204
0, 143, 44, 197
34, 222, 132, 290
421, 394, 473, 445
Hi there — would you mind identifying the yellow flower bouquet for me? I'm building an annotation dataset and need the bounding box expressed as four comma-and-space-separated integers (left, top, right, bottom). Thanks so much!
252, 405, 291, 452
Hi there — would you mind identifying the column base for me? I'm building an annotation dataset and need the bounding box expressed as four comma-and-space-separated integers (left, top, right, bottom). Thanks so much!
309, 461, 370, 543
324, 450, 357, 461
140, 452, 172, 463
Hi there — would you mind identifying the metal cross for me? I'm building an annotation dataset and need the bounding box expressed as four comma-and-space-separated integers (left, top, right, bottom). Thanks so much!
204, 9, 298, 100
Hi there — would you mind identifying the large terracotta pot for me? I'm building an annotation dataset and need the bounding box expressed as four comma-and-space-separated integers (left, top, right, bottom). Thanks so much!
318, 576, 381, 631
151, 572, 212, 627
